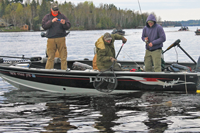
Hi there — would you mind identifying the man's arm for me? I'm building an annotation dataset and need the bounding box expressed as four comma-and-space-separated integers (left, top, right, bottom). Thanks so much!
62, 15, 71, 30
112, 34, 127, 44
141, 28, 146, 41
152, 26, 166, 45
112, 34, 123, 40
42, 14, 52, 30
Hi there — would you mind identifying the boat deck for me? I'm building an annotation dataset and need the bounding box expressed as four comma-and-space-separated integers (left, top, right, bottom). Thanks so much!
0, 58, 197, 73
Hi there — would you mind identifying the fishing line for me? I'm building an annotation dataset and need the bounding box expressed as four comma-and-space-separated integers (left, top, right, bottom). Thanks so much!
184, 72, 188, 94
174, 47, 179, 63
123, 52, 140, 66
122, 52, 143, 70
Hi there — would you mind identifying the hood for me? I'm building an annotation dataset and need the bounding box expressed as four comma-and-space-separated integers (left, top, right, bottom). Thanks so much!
146, 14, 156, 27
95, 36, 105, 49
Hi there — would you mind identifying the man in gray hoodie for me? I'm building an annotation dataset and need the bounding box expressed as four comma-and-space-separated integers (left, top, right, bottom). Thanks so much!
141, 14, 166, 72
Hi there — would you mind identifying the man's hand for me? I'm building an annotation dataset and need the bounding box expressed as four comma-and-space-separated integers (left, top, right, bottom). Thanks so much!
145, 37, 148, 42
110, 57, 116, 62
145, 37, 149, 44
60, 19, 66, 24
52, 18, 58, 22
149, 42, 153, 47
122, 37, 127, 44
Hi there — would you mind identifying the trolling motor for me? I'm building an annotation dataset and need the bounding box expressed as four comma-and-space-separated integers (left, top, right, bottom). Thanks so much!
163, 39, 180, 54
0, 58, 3, 63
163, 39, 196, 64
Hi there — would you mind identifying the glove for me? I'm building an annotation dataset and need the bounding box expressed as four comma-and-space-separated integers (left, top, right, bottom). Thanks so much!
110, 57, 117, 62
122, 37, 127, 44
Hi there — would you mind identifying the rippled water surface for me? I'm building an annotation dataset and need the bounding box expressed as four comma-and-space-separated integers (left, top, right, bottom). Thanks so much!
1, 27, 200, 132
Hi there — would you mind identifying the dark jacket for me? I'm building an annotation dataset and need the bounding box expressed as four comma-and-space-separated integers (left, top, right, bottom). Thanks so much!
141, 14, 166, 51
96, 34, 123, 70
42, 12, 71, 38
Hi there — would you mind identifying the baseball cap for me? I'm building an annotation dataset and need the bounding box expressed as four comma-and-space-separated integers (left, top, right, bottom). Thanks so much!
51, 3, 59, 11
103, 33, 112, 41
147, 20, 154, 23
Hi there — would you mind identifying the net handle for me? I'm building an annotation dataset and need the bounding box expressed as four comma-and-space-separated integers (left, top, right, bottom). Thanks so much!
115, 43, 124, 59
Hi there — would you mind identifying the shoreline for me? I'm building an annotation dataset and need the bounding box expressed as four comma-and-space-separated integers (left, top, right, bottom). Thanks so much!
0, 28, 144, 32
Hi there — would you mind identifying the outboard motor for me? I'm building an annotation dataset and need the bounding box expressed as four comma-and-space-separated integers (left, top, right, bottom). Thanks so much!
196, 56, 200, 72
0, 58, 3, 63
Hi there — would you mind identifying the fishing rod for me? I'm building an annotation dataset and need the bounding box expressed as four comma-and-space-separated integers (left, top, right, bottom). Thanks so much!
0, 55, 42, 61
0, 55, 29, 59
138, 0, 142, 14
137, 0, 144, 27
115, 43, 124, 59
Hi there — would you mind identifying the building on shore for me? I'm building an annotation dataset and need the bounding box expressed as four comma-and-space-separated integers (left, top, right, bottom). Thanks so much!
21, 24, 29, 31
0, 18, 8, 27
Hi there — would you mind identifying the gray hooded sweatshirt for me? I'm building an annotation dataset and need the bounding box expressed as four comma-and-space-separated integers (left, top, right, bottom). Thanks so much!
141, 14, 166, 51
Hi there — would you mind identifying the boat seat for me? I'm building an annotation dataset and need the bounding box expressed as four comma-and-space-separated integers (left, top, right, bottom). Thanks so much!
72, 61, 93, 70
165, 63, 191, 72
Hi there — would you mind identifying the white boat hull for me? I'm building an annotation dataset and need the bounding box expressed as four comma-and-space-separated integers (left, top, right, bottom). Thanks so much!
1, 75, 136, 94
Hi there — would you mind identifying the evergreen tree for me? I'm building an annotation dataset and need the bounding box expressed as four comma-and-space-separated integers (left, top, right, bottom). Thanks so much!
38, 0, 49, 23
0, 0, 154, 31
0, 0, 9, 17
31, 0, 37, 29
0, 0, 5, 17
5, 0, 9, 5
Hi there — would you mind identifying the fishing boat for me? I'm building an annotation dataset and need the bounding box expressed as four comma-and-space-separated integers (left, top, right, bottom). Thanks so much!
178, 26, 189, 31
111, 28, 125, 36
195, 28, 200, 35
0, 39, 200, 94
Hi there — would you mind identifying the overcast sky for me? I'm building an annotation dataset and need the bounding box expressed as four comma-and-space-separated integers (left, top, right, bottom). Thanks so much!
56, 0, 200, 21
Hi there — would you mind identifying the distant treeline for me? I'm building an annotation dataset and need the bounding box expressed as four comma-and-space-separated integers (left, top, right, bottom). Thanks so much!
161, 21, 182, 27
180, 20, 200, 26
162, 20, 200, 27
0, 0, 162, 31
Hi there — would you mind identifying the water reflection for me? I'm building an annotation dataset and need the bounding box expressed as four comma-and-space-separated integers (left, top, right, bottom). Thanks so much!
1, 89, 200, 132
91, 96, 118, 132
43, 102, 77, 132
141, 93, 171, 132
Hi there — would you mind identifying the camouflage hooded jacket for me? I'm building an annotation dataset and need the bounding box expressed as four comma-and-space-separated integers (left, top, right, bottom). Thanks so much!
95, 34, 123, 70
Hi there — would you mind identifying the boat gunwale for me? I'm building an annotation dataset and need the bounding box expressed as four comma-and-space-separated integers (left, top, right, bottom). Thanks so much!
0, 64, 198, 76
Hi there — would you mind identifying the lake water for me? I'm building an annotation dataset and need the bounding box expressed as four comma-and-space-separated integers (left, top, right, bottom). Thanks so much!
0, 27, 200, 132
